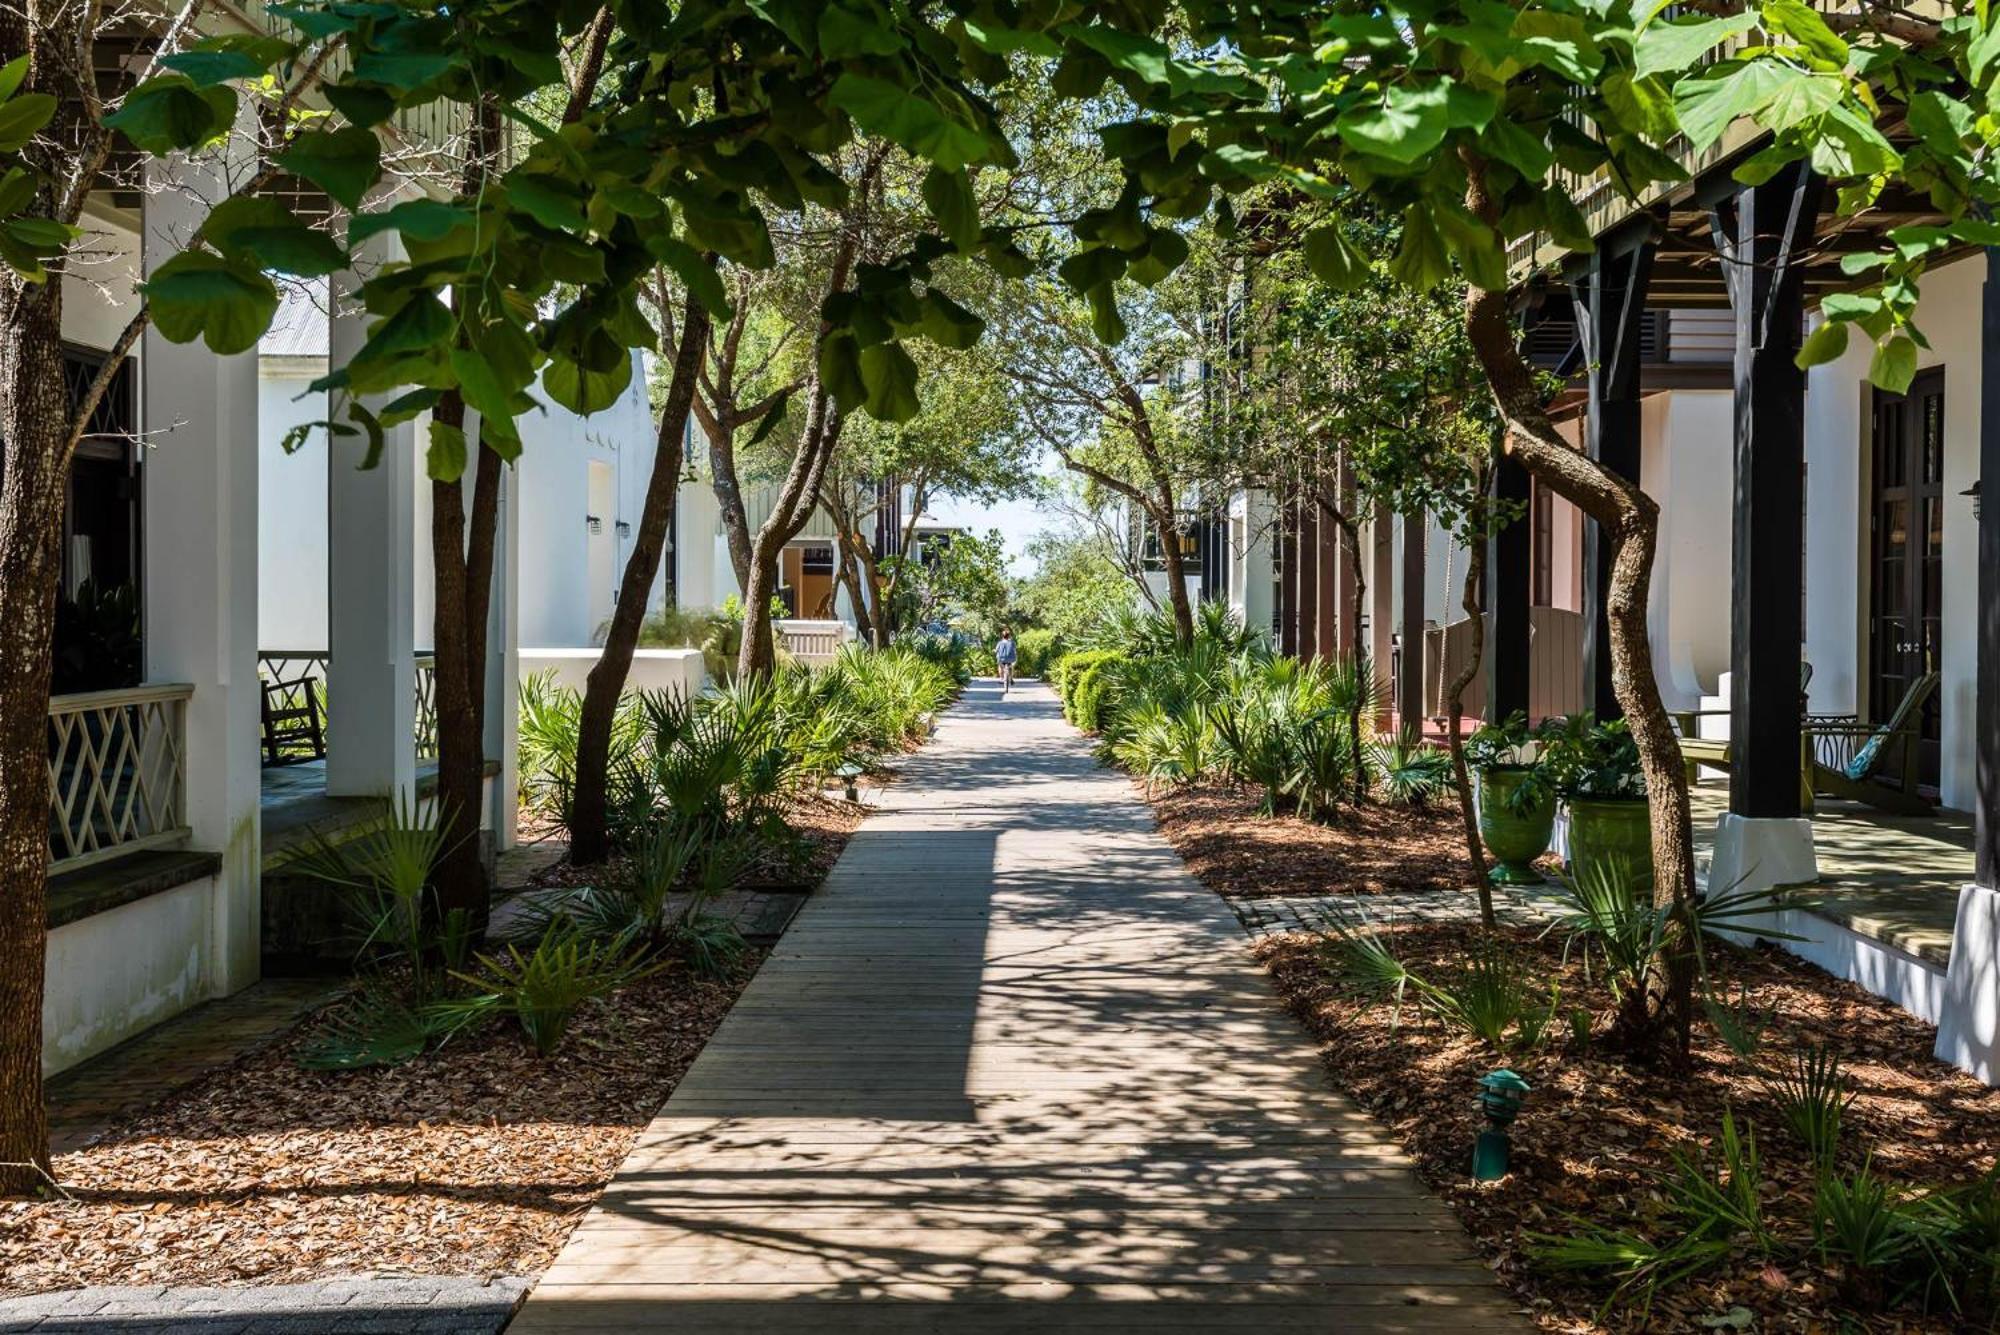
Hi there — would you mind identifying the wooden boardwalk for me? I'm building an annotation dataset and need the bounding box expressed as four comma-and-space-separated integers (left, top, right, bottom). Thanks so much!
510, 681, 1527, 1333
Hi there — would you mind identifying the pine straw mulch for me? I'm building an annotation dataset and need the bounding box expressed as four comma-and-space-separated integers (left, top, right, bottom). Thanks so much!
1262, 921, 2000, 1333
1, 958, 758, 1298
1146, 778, 1473, 897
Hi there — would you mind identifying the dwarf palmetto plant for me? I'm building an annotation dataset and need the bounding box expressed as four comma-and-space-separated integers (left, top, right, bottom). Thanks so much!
1702, 983, 1778, 1059
1765, 1042, 1853, 1166
1318, 912, 1418, 1027
446, 926, 660, 1057
296, 991, 444, 1071
282, 793, 467, 997
1815, 1158, 1917, 1296
1547, 857, 1798, 1035
1531, 1110, 1768, 1316
1660, 1109, 1774, 1256
1371, 725, 1454, 807
1420, 945, 1559, 1056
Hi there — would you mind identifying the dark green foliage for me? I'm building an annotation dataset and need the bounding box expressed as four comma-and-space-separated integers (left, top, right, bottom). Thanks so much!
446, 928, 660, 1056
1370, 725, 1453, 807
1764, 1043, 1853, 1167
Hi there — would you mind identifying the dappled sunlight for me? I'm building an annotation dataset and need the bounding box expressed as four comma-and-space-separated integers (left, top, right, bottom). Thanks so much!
508, 682, 1525, 1331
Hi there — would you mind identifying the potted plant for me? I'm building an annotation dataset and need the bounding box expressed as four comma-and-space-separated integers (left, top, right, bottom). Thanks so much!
1539, 714, 1652, 893
1465, 712, 1556, 886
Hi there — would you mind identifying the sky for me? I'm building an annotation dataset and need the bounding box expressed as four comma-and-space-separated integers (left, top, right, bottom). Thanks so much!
919, 448, 1070, 578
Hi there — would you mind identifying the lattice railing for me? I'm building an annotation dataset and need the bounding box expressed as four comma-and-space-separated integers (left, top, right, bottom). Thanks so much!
48, 684, 193, 871
414, 653, 439, 763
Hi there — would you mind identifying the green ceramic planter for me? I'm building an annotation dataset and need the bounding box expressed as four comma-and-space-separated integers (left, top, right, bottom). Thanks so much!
1565, 796, 1654, 895
1477, 767, 1555, 886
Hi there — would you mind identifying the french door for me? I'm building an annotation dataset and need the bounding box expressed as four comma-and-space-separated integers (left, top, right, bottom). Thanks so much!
1867, 369, 1944, 791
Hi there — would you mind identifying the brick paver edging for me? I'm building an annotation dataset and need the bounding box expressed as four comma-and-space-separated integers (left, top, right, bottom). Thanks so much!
0, 1276, 530, 1334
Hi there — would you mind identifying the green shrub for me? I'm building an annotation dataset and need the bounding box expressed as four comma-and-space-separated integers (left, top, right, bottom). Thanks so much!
1015, 628, 1060, 677
1069, 654, 1127, 732
1053, 649, 1121, 718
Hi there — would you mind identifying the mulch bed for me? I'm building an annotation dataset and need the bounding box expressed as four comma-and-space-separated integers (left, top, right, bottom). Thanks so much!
1138, 779, 2000, 1330
5, 789, 874, 1299
2, 959, 758, 1297
1147, 778, 1475, 897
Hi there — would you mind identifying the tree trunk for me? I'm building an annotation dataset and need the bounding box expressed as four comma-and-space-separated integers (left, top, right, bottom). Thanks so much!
1443, 501, 1494, 929
1323, 498, 1370, 806
0, 288, 70, 1194
425, 391, 495, 925
708, 424, 756, 595
738, 539, 784, 679
570, 296, 710, 864
1156, 507, 1195, 645
1462, 157, 1697, 1058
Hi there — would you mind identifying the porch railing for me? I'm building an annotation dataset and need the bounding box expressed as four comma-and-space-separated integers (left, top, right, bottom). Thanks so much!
256, 649, 441, 766
48, 683, 193, 872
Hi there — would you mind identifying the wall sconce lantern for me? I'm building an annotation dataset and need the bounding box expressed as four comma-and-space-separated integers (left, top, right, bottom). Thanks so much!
1471, 1068, 1532, 1182
1964, 480, 1982, 521
585, 514, 603, 534
615, 520, 632, 537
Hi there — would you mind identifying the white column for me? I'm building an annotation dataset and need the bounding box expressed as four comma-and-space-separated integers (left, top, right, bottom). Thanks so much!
324, 236, 417, 799
141, 153, 262, 995
486, 460, 520, 851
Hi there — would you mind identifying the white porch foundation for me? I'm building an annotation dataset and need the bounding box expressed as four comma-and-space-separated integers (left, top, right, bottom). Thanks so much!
1934, 884, 2000, 1081
1709, 811, 1819, 896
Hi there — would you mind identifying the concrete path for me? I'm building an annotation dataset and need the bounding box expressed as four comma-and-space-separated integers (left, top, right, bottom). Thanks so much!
509, 681, 1526, 1333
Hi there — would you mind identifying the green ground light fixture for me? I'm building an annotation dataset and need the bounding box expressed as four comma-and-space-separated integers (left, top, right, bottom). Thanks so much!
1471, 1069, 1532, 1182
835, 761, 865, 803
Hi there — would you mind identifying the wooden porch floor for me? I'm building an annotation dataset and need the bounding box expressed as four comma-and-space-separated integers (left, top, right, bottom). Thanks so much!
508, 682, 1526, 1333
1690, 782, 1975, 966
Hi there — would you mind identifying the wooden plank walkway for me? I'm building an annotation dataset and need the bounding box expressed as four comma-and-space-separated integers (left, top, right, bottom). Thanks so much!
509, 681, 1527, 1333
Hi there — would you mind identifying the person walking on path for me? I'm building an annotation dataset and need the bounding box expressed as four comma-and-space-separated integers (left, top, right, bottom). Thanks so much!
994, 626, 1017, 694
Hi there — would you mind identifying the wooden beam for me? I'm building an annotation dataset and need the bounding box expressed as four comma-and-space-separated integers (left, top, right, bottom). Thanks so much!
1713, 162, 1825, 821
1979, 250, 2000, 888
1572, 236, 1657, 720
1488, 456, 1532, 723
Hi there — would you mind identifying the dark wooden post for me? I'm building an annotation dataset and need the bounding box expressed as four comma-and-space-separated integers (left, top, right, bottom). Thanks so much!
1489, 455, 1532, 722
1277, 496, 1299, 657
1712, 163, 1825, 821
1397, 510, 1426, 730
1570, 236, 1656, 720
1978, 249, 2000, 889
1297, 496, 1320, 661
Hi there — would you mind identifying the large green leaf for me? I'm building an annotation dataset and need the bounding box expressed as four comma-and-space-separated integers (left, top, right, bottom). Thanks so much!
1795, 318, 1849, 369
921, 165, 979, 249
1386, 206, 1452, 290
0, 89, 56, 153
1302, 225, 1368, 290
349, 199, 475, 244
544, 348, 633, 414
1868, 333, 1918, 394
830, 73, 995, 172
142, 251, 279, 354
273, 127, 383, 210
1634, 13, 1758, 81
818, 330, 866, 406
648, 235, 731, 319
917, 290, 983, 348
102, 77, 235, 154
451, 347, 519, 439
427, 419, 468, 481
858, 341, 920, 421
1674, 61, 1835, 152
160, 35, 291, 88
1337, 81, 1495, 165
